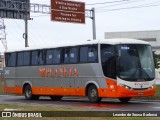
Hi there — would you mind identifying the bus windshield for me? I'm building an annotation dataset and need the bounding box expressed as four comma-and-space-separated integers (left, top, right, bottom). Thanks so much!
118, 44, 155, 81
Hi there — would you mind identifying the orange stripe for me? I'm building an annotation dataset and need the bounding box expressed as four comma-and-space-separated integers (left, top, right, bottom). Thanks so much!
3, 86, 23, 94
32, 87, 85, 96
4, 85, 155, 98
4, 86, 86, 96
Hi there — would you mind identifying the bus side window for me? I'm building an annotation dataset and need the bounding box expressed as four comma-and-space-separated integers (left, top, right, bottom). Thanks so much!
101, 44, 116, 79
80, 46, 88, 63
88, 46, 98, 63
17, 52, 23, 66
53, 49, 61, 64
64, 48, 70, 64
70, 47, 78, 64
46, 49, 53, 65
6, 53, 16, 67
23, 52, 30, 66
5, 53, 9, 66
39, 50, 46, 65
31, 51, 38, 65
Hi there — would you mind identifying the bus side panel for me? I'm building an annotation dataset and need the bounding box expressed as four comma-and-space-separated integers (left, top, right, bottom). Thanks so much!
3, 67, 23, 94
4, 63, 109, 96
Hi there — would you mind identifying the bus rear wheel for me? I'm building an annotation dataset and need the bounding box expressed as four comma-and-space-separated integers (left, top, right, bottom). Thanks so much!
50, 96, 63, 101
24, 85, 39, 100
119, 98, 131, 103
87, 85, 102, 103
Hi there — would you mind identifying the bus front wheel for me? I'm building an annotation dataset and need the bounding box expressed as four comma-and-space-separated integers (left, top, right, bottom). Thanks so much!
119, 98, 131, 103
24, 85, 39, 100
87, 85, 102, 103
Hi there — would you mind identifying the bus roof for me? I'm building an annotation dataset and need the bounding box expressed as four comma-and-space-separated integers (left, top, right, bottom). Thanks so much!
7, 38, 149, 52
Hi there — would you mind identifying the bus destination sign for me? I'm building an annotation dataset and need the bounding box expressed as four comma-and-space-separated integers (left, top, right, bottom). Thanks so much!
51, 0, 85, 24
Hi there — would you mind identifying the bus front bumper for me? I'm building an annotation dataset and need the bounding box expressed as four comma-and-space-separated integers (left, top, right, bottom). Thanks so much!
116, 85, 156, 98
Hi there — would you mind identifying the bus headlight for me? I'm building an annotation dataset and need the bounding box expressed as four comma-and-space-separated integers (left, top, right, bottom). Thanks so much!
125, 86, 129, 89
151, 85, 154, 89
119, 84, 131, 90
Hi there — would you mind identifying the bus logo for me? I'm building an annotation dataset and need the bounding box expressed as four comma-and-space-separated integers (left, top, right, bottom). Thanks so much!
39, 66, 79, 77
134, 82, 149, 86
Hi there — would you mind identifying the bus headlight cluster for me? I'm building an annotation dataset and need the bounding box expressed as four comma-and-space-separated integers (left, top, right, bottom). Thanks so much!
119, 84, 132, 90
151, 85, 154, 89
148, 85, 154, 89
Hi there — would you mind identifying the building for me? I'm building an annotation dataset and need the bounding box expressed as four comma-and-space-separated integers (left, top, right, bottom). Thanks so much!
105, 30, 160, 53
105, 30, 160, 78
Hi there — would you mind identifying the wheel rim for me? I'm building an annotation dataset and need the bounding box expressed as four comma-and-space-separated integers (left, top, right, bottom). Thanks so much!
90, 89, 97, 98
26, 88, 31, 98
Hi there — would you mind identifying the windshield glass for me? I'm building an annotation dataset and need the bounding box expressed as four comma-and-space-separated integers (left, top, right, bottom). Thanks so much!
118, 44, 155, 81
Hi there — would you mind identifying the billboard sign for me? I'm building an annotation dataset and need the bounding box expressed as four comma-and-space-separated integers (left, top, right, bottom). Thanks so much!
51, 0, 85, 24
0, 0, 30, 20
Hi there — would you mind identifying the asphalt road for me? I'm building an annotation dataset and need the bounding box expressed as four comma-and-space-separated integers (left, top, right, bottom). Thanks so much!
0, 95, 160, 111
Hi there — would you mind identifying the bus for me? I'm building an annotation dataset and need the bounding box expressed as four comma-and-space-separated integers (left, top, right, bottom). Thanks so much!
3, 38, 156, 103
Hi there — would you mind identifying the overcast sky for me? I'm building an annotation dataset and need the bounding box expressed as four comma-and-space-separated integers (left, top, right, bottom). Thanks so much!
0, 0, 160, 52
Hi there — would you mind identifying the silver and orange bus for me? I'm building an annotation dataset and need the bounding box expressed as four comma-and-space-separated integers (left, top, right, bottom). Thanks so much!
3, 38, 155, 103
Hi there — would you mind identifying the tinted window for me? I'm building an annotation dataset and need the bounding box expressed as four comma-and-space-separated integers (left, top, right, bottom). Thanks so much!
70, 47, 78, 63
53, 49, 61, 64
31, 51, 38, 65
80, 46, 98, 63
80, 47, 88, 63
23, 52, 30, 66
63, 48, 70, 64
6, 53, 16, 67
17, 52, 23, 66
46, 49, 53, 64
39, 50, 46, 65
17, 52, 30, 66
101, 44, 116, 79
88, 46, 98, 62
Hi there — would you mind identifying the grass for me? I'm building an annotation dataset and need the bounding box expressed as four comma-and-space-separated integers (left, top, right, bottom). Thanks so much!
0, 104, 159, 120
0, 104, 75, 111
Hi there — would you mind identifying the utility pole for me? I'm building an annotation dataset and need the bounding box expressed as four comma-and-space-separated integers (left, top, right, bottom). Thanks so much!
91, 8, 96, 40
0, 18, 7, 50
24, 17, 28, 47
24, 0, 29, 47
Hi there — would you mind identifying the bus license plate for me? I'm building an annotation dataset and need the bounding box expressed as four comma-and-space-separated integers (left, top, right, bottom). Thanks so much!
138, 92, 144, 95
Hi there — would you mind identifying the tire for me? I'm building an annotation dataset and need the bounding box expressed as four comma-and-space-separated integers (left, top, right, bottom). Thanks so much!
119, 98, 131, 103
50, 96, 63, 101
87, 85, 102, 103
32, 95, 39, 100
24, 85, 39, 100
